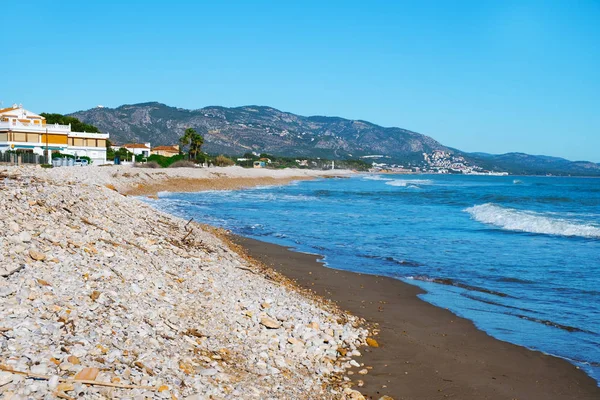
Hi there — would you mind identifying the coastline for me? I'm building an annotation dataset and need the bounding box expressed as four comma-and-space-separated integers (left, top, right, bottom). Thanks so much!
2, 165, 598, 399
228, 235, 600, 400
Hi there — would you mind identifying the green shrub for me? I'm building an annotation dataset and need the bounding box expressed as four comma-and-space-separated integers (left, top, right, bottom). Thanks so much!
40, 164, 53, 169
147, 154, 185, 168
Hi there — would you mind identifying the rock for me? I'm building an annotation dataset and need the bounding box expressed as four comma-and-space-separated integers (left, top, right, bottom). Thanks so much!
29, 248, 46, 261
197, 368, 218, 376
17, 231, 32, 243
90, 291, 101, 301
0, 264, 24, 277
0, 371, 13, 386
9, 221, 19, 233
358, 368, 368, 375
308, 321, 320, 330
67, 355, 80, 365
57, 382, 74, 392
48, 375, 60, 390
74, 367, 100, 381
343, 387, 366, 400
260, 317, 281, 329
366, 337, 379, 347
378, 396, 395, 400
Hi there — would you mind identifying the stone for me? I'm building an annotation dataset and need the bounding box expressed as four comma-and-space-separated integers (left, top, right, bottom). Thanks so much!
197, 368, 218, 376
17, 231, 32, 243
366, 337, 379, 347
378, 396, 395, 400
260, 317, 281, 329
0, 371, 13, 386
29, 248, 46, 261
57, 382, 74, 392
74, 367, 100, 381
67, 355, 80, 365
358, 368, 368, 375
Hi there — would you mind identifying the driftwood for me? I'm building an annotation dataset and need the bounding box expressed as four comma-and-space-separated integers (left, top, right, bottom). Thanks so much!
0, 365, 157, 390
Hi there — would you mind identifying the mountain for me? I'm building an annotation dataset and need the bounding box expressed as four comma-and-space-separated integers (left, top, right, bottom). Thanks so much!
467, 152, 600, 176
70, 102, 449, 161
70, 102, 600, 176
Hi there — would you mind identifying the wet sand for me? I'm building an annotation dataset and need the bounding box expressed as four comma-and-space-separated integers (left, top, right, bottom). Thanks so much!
123, 176, 315, 196
231, 236, 600, 400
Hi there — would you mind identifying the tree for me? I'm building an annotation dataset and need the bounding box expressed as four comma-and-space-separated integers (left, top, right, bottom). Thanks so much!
179, 128, 204, 160
40, 113, 100, 133
179, 128, 193, 157
189, 132, 204, 160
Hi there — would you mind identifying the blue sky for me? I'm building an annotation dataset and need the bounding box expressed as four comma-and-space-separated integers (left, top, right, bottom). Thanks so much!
3, 0, 599, 161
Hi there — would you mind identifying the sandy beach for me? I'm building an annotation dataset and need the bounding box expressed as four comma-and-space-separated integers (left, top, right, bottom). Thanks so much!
232, 236, 600, 400
1, 164, 599, 400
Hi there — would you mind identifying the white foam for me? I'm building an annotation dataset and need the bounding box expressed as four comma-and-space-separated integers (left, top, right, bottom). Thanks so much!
465, 203, 600, 238
386, 179, 433, 187
363, 175, 393, 181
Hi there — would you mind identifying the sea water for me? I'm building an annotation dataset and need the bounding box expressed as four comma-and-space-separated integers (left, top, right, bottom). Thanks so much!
148, 174, 600, 384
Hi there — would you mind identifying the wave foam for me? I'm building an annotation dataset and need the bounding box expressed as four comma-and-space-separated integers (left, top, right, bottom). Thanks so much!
465, 203, 600, 238
363, 175, 393, 181
386, 179, 433, 187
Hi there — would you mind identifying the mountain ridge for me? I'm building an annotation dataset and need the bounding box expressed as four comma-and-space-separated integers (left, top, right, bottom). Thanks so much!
69, 102, 600, 176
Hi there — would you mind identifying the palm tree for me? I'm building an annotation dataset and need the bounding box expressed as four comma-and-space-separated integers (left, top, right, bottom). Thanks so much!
190, 132, 204, 160
179, 128, 196, 159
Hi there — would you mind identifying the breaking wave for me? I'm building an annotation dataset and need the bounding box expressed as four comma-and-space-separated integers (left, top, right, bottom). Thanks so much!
465, 203, 600, 238
362, 175, 393, 181
386, 179, 434, 187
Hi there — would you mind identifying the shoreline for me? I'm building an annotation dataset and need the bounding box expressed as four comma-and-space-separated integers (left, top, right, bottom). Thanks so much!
4, 165, 598, 399
229, 235, 600, 399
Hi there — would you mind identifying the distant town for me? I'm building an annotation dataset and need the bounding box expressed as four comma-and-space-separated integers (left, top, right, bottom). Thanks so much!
365, 150, 509, 175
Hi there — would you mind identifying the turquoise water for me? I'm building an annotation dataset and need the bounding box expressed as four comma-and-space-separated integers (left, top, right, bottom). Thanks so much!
148, 174, 600, 384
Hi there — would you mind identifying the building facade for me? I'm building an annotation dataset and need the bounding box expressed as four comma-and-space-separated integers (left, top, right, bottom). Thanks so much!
0, 105, 109, 165
151, 145, 179, 157
122, 143, 151, 157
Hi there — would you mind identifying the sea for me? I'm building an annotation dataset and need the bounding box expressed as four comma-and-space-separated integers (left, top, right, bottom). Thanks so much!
147, 174, 600, 384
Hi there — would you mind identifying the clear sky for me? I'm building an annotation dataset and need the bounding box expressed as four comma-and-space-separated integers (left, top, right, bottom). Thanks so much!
3, 0, 599, 161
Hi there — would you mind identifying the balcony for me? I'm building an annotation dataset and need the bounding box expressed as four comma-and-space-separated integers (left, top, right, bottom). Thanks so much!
68, 131, 109, 139
0, 119, 71, 133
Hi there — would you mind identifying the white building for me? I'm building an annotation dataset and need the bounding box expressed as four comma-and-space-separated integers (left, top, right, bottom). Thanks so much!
121, 143, 151, 157
0, 104, 109, 164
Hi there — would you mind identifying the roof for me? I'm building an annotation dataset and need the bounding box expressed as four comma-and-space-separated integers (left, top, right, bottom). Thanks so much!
152, 145, 179, 151
0, 105, 44, 120
123, 143, 150, 149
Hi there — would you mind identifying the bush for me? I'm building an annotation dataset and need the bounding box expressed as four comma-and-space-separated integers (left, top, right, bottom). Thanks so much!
214, 155, 235, 167
168, 160, 197, 168
147, 154, 185, 168
40, 164, 53, 169
134, 161, 161, 168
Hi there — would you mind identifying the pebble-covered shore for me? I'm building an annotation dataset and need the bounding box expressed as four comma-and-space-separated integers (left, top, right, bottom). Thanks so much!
0, 166, 371, 399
